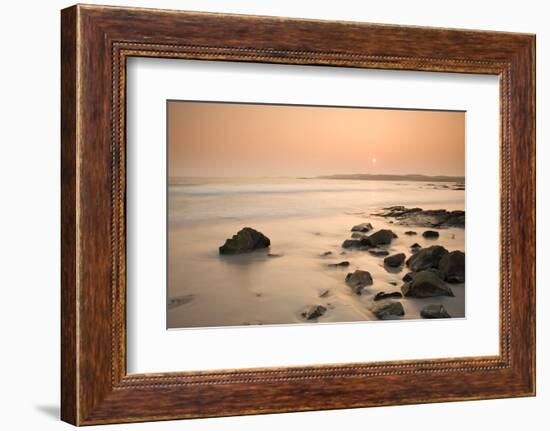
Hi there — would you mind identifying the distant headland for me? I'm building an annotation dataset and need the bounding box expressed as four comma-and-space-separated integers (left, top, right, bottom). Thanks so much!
301, 174, 465, 183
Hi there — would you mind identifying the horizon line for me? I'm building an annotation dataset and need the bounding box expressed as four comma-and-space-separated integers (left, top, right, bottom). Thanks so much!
168, 173, 465, 181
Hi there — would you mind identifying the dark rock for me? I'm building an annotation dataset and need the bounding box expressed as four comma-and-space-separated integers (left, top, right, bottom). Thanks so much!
351, 222, 373, 233
342, 239, 361, 248
376, 206, 423, 217
402, 272, 415, 282
439, 250, 465, 283
368, 229, 396, 246
219, 227, 271, 255
320, 251, 332, 257
384, 253, 406, 267
319, 289, 330, 298
345, 270, 373, 294
426, 267, 444, 279
368, 249, 389, 257
327, 261, 350, 268
422, 230, 440, 239
403, 267, 443, 282
401, 270, 454, 298
406, 245, 448, 271
405, 230, 417, 235
420, 304, 452, 319
374, 291, 403, 301
373, 301, 405, 320
351, 232, 367, 239
301, 305, 327, 320
373, 206, 465, 228
410, 242, 422, 253
267, 253, 282, 258
342, 237, 372, 248
442, 210, 465, 228
388, 281, 398, 286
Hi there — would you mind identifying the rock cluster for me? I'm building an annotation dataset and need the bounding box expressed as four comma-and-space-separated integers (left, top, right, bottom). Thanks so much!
373, 206, 465, 228
219, 210, 464, 323
315, 216, 463, 320
342, 228, 398, 249
401, 246, 464, 299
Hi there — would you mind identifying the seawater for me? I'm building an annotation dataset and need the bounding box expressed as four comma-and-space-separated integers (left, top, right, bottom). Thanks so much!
167, 178, 465, 328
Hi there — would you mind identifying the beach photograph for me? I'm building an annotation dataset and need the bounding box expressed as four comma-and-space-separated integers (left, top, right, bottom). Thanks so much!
167, 101, 465, 329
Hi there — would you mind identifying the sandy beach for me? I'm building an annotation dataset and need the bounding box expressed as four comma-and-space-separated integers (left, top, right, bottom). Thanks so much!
167, 177, 465, 329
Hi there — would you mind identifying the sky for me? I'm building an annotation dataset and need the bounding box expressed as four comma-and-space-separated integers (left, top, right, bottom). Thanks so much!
168, 101, 465, 178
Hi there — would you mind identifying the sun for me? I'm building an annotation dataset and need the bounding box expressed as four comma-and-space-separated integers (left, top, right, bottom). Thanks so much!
371, 157, 377, 164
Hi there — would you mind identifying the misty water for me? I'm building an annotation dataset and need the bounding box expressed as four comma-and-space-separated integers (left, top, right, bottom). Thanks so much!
167, 178, 465, 329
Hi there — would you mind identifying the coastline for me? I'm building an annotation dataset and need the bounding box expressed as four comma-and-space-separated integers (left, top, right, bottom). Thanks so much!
168, 173, 465, 185
167, 178, 465, 329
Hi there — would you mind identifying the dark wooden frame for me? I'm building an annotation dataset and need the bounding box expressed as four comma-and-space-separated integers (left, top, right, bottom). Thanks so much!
61, 4, 536, 426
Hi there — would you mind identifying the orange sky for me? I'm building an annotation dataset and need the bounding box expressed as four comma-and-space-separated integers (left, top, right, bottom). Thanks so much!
168, 101, 464, 178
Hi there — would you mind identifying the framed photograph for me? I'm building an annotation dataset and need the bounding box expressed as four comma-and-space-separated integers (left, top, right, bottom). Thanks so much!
165, 100, 467, 329
61, 4, 536, 425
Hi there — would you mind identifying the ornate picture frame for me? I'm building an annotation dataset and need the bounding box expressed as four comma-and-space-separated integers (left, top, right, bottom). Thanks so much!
61, 4, 535, 425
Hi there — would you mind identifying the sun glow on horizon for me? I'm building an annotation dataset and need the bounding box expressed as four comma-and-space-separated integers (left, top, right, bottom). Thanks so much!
168, 101, 465, 177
